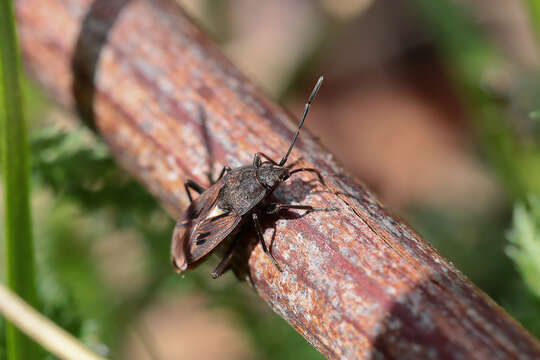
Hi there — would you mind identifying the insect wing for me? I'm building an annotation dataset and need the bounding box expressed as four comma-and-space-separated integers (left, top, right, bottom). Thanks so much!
171, 180, 241, 273
189, 210, 241, 262
171, 181, 221, 272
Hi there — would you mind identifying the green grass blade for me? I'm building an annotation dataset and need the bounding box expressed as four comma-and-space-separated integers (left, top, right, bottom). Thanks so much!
0, 0, 40, 359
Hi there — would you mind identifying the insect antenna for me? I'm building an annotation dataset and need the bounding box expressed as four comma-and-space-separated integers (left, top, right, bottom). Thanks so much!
278, 76, 324, 166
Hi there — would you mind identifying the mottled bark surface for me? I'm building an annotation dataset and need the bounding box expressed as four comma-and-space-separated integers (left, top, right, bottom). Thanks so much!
16, 0, 540, 358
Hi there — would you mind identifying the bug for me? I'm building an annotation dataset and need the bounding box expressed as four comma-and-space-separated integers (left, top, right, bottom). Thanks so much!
171, 76, 332, 278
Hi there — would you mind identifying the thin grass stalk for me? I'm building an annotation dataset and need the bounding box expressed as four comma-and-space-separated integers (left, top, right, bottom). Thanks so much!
0, 284, 106, 360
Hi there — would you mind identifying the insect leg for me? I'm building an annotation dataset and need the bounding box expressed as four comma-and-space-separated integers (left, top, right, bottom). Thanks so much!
252, 212, 282, 272
289, 167, 327, 187
265, 203, 338, 214
215, 165, 231, 182
210, 238, 238, 279
208, 165, 231, 184
253, 152, 278, 167
184, 180, 206, 203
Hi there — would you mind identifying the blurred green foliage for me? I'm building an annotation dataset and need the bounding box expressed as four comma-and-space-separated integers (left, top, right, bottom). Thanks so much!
0, 319, 5, 360
524, 0, 540, 45
414, 0, 540, 199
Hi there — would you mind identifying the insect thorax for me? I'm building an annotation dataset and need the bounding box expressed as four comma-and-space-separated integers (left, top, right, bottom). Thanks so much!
222, 166, 269, 215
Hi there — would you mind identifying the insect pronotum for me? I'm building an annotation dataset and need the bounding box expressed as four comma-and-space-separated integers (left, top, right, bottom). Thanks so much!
171, 76, 333, 278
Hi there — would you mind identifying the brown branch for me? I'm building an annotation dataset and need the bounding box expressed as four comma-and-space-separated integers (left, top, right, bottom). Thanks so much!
15, 0, 540, 358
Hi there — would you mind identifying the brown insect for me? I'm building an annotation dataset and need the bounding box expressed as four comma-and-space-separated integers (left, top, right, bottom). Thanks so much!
171, 76, 332, 278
